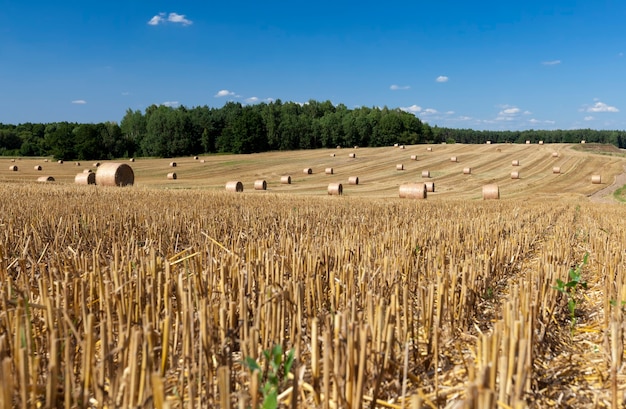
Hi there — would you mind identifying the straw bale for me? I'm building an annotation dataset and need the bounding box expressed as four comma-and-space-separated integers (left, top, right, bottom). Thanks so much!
512, 160, 520, 166
348, 176, 359, 185
254, 180, 267, 190
426, 147, 433, 152
482, 184, 499, 199
281, 175, 291, 184
57, 160, 63, 164
552, 152, 559, 157
349, 153, 356, 158
74, 172, 96, 185
225, 181, 244, 192
200, 159, 205, 163
591, 175, 601, 184
425, 181, 435, 192
303, 168, 313, 174
394, 143, 399, 147
9, 165, 17, 171
75, 162, 80, 166
581, 140, 586, 144
511, 171, 520, 179
93, 162, 100, 167
336, 145, 341, 149
95, 162, 135, 187
170, 162, 177, 167
194, 156, 199, 160
167, 172, 177, 180
83, 169, 92, 173
410, 155, 417, 160
539, 140, 544, 145
10, 159, 15, 162
525, 140, 531, 144
37, 176, 55, 182
421, 170, 430, 178
129, 158, 135, 162
450, 156, 458, 162
396, 164, 404, 170
400, 145, 405, 149
325, 168, 334, 175
353, 145, 359, 149
399, 183, 427, 199
463, 167, 471, 174
486, 141, 491, 144
44, 159, 49, 162
552, 167, 561, 174
34, 165, 42, 171
330, 153, 335, 157
327, 183, 343, 195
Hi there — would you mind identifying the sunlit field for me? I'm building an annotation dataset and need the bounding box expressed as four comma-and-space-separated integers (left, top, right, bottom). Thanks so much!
1, 143, 625, 408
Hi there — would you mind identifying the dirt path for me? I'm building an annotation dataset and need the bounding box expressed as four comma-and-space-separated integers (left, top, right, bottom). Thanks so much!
588, 165, 626, 203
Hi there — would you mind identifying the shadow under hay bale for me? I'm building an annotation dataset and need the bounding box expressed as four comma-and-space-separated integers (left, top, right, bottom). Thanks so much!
399, 184, 427, 199
75, 172, 96, 185
95, 163, 135, 187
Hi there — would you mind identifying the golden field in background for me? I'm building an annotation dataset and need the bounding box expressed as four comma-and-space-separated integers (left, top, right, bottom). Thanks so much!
1, 143, 626, 408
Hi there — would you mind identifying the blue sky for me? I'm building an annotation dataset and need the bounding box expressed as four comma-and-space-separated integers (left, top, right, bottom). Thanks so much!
1, 1, 625, 131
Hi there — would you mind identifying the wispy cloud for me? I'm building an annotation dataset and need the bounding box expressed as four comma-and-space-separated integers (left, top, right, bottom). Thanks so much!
542, 60, 561, 66
71, 100, 86, 104
121, 91, 131, 96
399, 104, 422, 113
423, 108, 438, 115
585, 101, 619, 113
161, 101, 179, 107
215, 89, 235, 98
390, 84, 410, 91
584, 116, 595, 121
148, 12, 193, 26
436, 76, 449, 83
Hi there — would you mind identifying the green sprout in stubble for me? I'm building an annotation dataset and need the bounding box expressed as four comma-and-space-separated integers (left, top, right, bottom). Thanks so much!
552, 252, 588, 329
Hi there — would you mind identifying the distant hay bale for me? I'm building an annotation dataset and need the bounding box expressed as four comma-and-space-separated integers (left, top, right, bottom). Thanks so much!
486, 141, 492, 144
348, 176, 359, 185
399, 184, 427, 199
325, 167, 334, 175
425, 181, 435, 192
511, 171, 520, 179
34, 165, 42, 171
44, 159, 49, 162
353, 145, 359, 149
482, 184, 499, 199
200, 159, 206, 163
336, 145, 342, 149
525, 140, 531, 144
512, 160, 520, 166
426, 147, 433, 152
93, 162, 100, 167
254, 180, 267, 190
591, 175, 601, 184
9, 165, 17, 171
83, 169, 92, 173
327, 183, 343, 195
37, 176, 55, 183
349, 153, 356, 158
167, 172, 177, 180
75, 162, 80, 166
225, 181, 244, 192
396, 164, 404, 170
74, 172, 96, 185
450, 156, 458, 162
552, 152, 559, 157
330, 153, 335, 157
95, 163, 135, 187
463, 167, 471, 175
57, 160, 63, 164
539, 141, 544, 145
581, 140, 586, 144
421, 170, 430, 178
394, 143, 399, 147
552, 167, 561, 174
410, 155, 417, 160
129, 158, 135, 162
281, 175, 291, 184
169, 162, 177, 167
194, 156, 199, 160
400, 145, 405, 149
10, 159, 15, 162
303, 168, 313, 174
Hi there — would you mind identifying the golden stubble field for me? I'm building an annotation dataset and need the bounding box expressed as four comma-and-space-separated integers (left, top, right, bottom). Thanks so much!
1, 143, 626, 408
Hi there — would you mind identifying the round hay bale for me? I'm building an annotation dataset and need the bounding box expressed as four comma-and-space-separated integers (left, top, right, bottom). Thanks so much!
169, 162, 177, 167
330, 153, 335, 157
450, 156, 458, 162
336, 145, 342, 149
349, 153, 356, 158
525, 140, 531, 144
254, 180, 267, 190
552, 152, 559, 157
83, 169, 92, 173
399, 184, 427, 199
325, 167, 334, 175
463, 167, 471, 175
482, 184, 499, 199
512, 160, 520, 166
328, 183, 343, 195
410, 155, 417, 160
225, 181, 244, 192
591, 175, 601, 184
281, 175, 291, 184
95, 162, 135, 187
581, 140, 586, 144
44, 159, 49, 162
303, 168, 313, 174
200, 159, 206, 163
93, 162, 100, 167
425, 181, 435, 192
129, 158, 135, 162
9, 165, 18, 171
486, 141, 492, 144
348, 176, 359, 185
74, 172, 96, 185
400, 145, 405, 149
552, 167, 561, 174
34, 165, 42, 171
57, 160, 63, 164
426, 147, 433, 152
194, 156, 199, 160
394, 143, 399, 147
75, 162, 80, 166
353, 145, 359, 149
539, 140, 544, 145
37, 176, 55, 182
511, 171, 520, 179
421, 170, 430, 178
167, 172, 177, 180
396, 164, 404, 170
10, 159, 15, 162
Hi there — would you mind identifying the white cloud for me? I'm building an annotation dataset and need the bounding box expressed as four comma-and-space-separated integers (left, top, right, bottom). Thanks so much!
584, 116, 595, 121
215, 89, 235, 98
148, 12, 192, 26
458, 116, 472, 121
161, 101, 179, 107
390, 84, 410, 91
436, 76, 449, 83
245, 97, 259, 103
71, 100, 86, 104
586, 101, 619, 113
423, 108, 438, 114
542, 60, 561, 66
500, 107, 520, 115
400, 104, 422, 113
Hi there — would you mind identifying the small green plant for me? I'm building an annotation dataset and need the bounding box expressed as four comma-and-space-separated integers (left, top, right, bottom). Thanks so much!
243, 345, 295, 409
553, 253, 588, 327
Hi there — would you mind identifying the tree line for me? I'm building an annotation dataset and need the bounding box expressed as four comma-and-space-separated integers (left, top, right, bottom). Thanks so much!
1, 99, 625, 160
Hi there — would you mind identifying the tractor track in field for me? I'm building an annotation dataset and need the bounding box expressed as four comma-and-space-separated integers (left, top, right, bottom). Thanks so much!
588, 165, 626, 203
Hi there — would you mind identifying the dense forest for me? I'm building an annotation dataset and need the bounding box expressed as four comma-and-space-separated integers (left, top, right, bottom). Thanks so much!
1, 99, 625, 160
